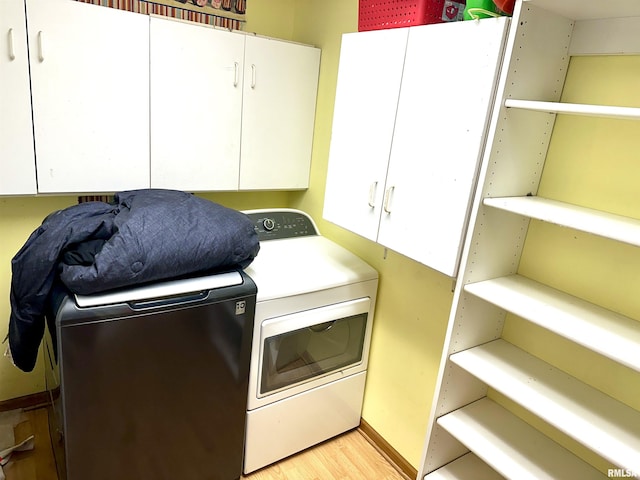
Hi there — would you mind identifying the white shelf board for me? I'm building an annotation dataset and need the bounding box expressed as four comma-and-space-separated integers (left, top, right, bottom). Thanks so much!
483, 196, 640, 248
570, 17, 640, 56
449, 340, 640, 472
504, 99, 640, 120
464, 274, 640, 372
424, 453, 504, 480
437, 398, 607, 480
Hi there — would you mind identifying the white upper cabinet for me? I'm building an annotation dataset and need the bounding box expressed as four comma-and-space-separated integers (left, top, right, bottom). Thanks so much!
324, 18, 509, 277
26, 0, 150, 194
151, 23, 320, 192
378, 19, 508, 277
2, 2, 320, 195
239, 35, 320, 190
0, 0, 36, 195
150, 17, 244, 191
323, 27, 408, 242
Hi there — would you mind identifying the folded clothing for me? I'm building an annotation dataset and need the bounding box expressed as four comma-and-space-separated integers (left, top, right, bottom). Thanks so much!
8, 189, 260, 372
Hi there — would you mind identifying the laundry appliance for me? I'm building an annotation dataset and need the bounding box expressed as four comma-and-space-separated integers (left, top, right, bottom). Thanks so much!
242, 209, 378, 474
44, 270, 256, 480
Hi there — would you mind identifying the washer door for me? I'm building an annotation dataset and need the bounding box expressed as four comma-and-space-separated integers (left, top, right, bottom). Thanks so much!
258, 298, 370, 396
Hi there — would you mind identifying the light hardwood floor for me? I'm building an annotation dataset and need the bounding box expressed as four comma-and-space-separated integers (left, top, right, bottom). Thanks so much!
4, 408, 409, 480
3, 409, 57, 480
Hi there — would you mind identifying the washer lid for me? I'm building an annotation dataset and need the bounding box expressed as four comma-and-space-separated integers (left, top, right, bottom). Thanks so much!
244, 236, 378, 302
74, 271, 244, 308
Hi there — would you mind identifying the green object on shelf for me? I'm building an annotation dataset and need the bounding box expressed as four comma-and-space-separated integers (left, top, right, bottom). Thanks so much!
463, 0, 500, 20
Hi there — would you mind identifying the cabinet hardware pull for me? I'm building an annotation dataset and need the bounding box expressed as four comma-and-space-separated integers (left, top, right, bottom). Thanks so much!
37, 31, 44, 62
8, 28, 15, 60
368, 181, 378, 208
251, 64, 256, 89
233, 61, 239, 87
383, 186, 395, 214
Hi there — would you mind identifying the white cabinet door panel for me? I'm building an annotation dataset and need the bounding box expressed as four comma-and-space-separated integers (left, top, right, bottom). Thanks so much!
150, 17, 243, 191
0, 0, 36, 195
323, 28, 408, 241
239, 35, 320, 190
378, 18, 508, 276
27, 0, 149, 193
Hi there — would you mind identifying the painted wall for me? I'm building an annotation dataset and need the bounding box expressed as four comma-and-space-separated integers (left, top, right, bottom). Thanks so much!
8, 1, 636, 474
289, 0, 454, 469
244, 0, 294, 39
0, 0, 454, 470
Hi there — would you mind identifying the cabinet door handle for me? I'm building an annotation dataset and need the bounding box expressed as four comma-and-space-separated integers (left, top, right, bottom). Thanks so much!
8, 28, 16, 60
368, 181, 378, 208
37, 31, 44, 62
250, 64, 256, 89
383, 186, 395, 214
233, 61, 239, 87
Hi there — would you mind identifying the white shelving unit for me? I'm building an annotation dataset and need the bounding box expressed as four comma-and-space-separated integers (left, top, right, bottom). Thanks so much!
417, 0, 640, 478
504, 99, 640, 120
423, 453, 503, 480
435, 399, 607, 480
464, 275, 640, 372
449, 340, 640, 471
483, 196, 640, 248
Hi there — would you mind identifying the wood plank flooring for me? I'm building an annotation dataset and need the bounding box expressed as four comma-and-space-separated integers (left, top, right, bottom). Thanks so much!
3, 408, 57, 480
4, 408, 409, 480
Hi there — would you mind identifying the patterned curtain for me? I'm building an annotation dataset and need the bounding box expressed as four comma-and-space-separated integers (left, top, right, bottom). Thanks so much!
76, 0, 245, 29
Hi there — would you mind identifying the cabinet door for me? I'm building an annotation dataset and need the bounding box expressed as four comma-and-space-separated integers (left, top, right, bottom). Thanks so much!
239, 36, 320, 190
150, 17, 244, 191
0, 0, 36, 195
26, 0, 149, 194
377, 18, 508, 276
323, 29, 408, 241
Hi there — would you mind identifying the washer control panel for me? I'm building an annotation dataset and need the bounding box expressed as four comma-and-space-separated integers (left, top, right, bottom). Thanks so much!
244, 210, 318, 241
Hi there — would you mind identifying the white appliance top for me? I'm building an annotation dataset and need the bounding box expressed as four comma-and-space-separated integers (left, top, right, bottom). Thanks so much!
74, 271, 243, 308
243, 209, 378, 302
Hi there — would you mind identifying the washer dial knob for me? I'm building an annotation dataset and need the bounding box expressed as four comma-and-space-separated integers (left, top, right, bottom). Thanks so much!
263, 218, 275, 231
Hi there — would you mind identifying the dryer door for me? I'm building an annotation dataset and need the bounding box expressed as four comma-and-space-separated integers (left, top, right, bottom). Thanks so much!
259, 298, 370, 396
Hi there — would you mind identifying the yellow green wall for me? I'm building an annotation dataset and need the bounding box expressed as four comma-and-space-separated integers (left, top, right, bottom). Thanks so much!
244, 0, 294, 40
288, 0, 454, 469
0, 0, 453, 469
5, 1, 637, 474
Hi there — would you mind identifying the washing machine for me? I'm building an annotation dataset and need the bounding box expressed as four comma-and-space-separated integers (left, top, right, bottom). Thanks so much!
242, 209, 378, 474
44, 271, 257, 480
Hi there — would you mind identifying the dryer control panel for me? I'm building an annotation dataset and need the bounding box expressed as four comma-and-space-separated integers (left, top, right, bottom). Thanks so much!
244, 210, 319, 241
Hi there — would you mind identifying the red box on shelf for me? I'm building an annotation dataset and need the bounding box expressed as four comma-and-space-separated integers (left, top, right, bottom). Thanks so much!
358, 0, 466, 32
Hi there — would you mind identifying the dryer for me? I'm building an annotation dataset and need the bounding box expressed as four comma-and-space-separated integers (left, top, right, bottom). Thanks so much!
242, 209, 378, 474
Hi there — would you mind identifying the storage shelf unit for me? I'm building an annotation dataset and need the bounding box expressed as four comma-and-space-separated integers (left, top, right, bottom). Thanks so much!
450, 340, 640, 471
504, 99, 640, 120
464, 275, 640, 372
434, 399, 607, 480
483, 196, 640, 248
424, 453, 503, 480
417, 0, 640, 478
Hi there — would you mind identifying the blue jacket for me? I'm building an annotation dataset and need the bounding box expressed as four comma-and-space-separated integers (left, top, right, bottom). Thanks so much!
8, 189, 260, 372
